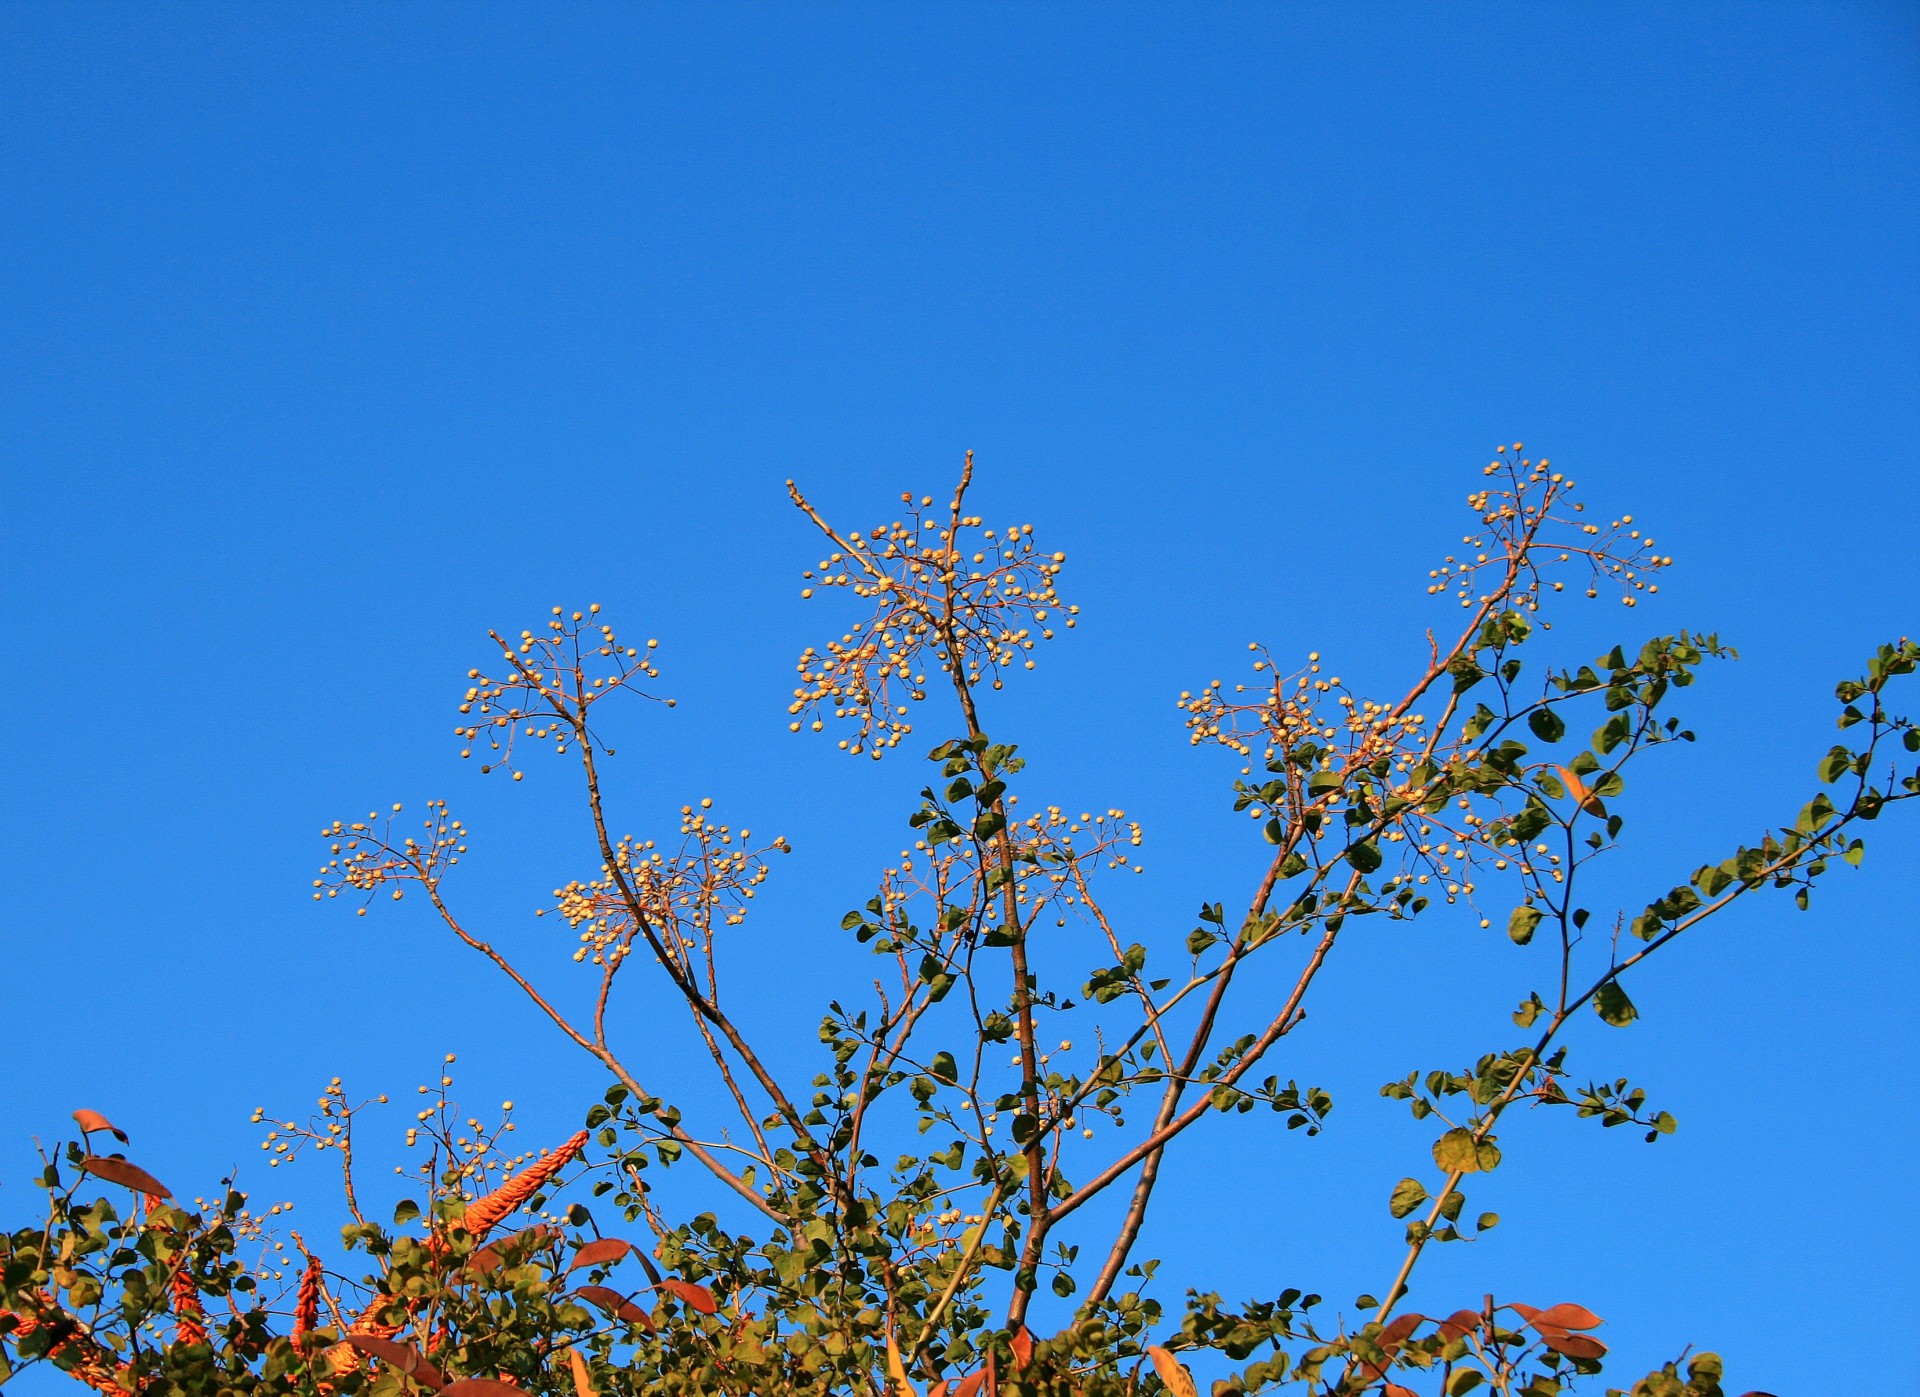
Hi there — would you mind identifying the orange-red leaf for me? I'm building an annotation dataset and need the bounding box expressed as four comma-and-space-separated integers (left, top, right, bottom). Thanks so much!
1539, 1331, 1606, 1360
1145, 1345, 1195, 1397
657, 1278, 717, 1314
1010, 1328, 1034, 1372
567, 1238, 632, 1272
1438, 1309, 1481, 1343
950, 1371, 986, 1397
1377, 1313, 1426, 1350
345, 1335, 446, 1389
1552, 765, 1607, 816
79, 1156, 170, 1198
442, 1382, 526, 1397
573, 1286, 656, 1333
564, 1347, 594, 1397
72, 1111, 128, 1144
1531, 1303, 1602, 1331
1383, 1385, 1419, 1397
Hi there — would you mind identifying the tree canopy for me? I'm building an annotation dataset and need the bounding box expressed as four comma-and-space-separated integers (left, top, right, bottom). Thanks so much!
7, 447, 1914, 1397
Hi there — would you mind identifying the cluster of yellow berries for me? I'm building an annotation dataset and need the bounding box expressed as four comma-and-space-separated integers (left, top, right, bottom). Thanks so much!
537, 800, 791, 970
1182, 649, 1428, 780
313, 801, 466, 913
881, 804, 1144, 942
1440, 444, 1671, 615
393, 1057, 526, 1188
249, 1079, 393, 1183
787, 467, 1075, 758
457, 605, 667, 778
1180, 644, 1542, 915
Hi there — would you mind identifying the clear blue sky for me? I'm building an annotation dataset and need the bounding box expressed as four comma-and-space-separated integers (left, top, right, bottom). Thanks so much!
3, 6, 1916, 1394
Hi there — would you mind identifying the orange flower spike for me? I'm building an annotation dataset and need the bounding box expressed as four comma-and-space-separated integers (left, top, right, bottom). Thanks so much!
460, 1129, 590, 1241
171, 1268, 207, 1347
294, 1254, 325, 1338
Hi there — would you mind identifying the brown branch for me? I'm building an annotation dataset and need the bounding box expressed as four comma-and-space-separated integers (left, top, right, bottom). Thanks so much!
419, 881, 778, 1222
1049, 920, 1337, 1230
552, 665, 832, 1191
1079, 498, 1564, 1296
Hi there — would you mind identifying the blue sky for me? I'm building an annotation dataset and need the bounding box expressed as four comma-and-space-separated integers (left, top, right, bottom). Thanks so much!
2, 5, 1916, 1393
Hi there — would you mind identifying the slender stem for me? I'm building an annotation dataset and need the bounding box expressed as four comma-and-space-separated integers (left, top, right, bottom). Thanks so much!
1370, 767, 1909, 1325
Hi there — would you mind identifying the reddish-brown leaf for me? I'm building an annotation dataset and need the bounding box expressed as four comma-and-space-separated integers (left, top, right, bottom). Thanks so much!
1144, 1345, 1195, 1397
1538, 1332, 1606, 1361
657, 1278, 717, 1314
1531, 1303, 1602, 1331
1437, 1309, 1482, 1343
470, 1225, 560, 1274
927, 1382, 949, 1397
1010, 1328, 1034, 1372
79, 1156, 170, 1198
629, 1248, 664, 1287
441, 1382, 526, 1397
345, 1335, 447, 1389
72, 1111, 129, 1144
1506, 1302, 1542, 1323
950, 1371, 986, 1397
1383, 1385, 1419, 1397
573, 1286, 656, 1333
567, 1238, 633, 1272
1377, 1313, 1426, 1350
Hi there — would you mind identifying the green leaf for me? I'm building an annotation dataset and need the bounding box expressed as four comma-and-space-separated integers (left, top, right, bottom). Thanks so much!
1345, 840, 1382, 874
1388, 1177, 1427, 1218
1527, 707, 1566, 743
1508, 905, 1543, 945
1686, 1352, 1724, 1390
1594, 981, 1638, 1027
1510, 798, 1552, 843
1448, 656, 1486, 693
1432, 1128, 1487, 1174
1594, 713, 1632, 754
1512, 991, 1546, 1027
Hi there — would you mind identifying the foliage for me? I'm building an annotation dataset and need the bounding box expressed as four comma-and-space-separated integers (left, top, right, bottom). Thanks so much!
7, 446, 1914, 1397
